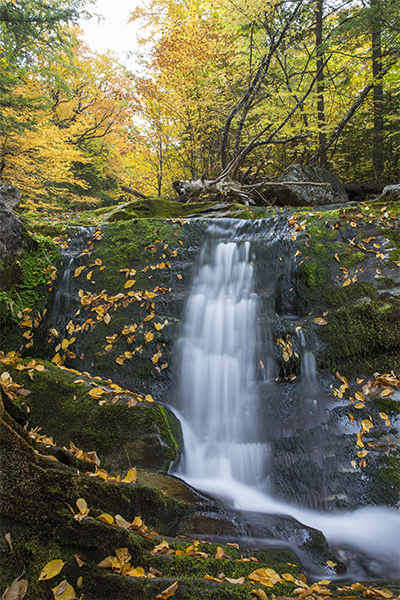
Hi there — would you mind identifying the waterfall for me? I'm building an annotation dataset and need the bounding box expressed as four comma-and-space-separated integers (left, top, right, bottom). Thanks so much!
177, 223, 268, 486
174, 218, 400, 578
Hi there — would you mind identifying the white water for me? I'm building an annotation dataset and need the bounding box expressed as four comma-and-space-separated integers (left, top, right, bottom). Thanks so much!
176, 222, 400, 577
178, 237, 268, 485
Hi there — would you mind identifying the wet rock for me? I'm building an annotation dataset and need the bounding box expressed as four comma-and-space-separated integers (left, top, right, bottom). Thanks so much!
275, 165, 348, 206
0, 184, 20, 210
4, 360, 182, 475
0, 199, 25, 261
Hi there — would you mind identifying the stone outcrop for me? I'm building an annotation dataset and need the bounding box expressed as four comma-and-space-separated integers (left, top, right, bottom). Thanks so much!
274, 164, 348, 206
0, 199, 25, 261
381, 184, 400, 201
0, 184, 20, 211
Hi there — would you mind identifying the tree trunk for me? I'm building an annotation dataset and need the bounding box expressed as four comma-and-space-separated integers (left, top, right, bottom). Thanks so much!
316, 0, 327, 168
371, 0, 384, 180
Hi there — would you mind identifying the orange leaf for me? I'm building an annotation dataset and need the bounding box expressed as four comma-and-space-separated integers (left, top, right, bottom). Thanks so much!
156, 582, 178, 599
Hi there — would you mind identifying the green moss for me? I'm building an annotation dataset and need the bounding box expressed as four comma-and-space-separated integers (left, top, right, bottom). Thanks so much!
298, 261, 328, 292
373, 398, 400, 415
337, 248, 366, 268
317, 294, 400, 374
6, 360, 181, 474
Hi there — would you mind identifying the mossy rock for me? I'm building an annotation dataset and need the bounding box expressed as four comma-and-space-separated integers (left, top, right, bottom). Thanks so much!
4, 358, 182, 475
1, 404, 315, 600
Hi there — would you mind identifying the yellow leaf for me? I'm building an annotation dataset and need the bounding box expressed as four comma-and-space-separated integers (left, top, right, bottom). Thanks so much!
204, 574, 221, 582
369, 588, 393, 598
115, 548, 131, 564
314, 317, 327, 325
144, 312, 155, 322
145, 394, 154, 403
252, 589, 269, 600
226, 577, 245, 584
354, 402, 365, 409
380, 388, 393, 397
361, 419, 373, 432
38, 559, 65, 581
76, 498, 89, 516
144, 331, 154, 343
96, 513, 114, 525
343, 279, 351, 287
89, 387, 105, 398
156, 581, 178, 599
176, 274, 182, 279
355, 391, 364, 402
124, 280, 136, 288
61, 339, 69, 350
104, 313, 111, 324
356, 449, 368, 458
151, 353, 159, 364
155, 322, 164, 331
51, 581, 75, 600
126, 567, 146, 577
379, 412, 389, 420
51, 352, 62, 365
151, 540, 170, 555
74, 266, 85, 277
86, 270, 93, 280
122, 467, 137, 484
115, 514, 131, 529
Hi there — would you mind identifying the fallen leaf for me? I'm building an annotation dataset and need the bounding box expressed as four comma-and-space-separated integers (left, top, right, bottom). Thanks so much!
156, 581, 178, 599
252, 589, 269, 600
144, 331, 154, 343
122, 467, 137, 484
225, 577, 245, 584
88, 387, 105, 399
115, 515, 131, 529
38, 559, 65, 581
126, 567, 145, 577
215, 546, 232, 560
1, 578, 28, 600
96, 513, 114, 525
380, 388, 393, 397
51, 580, 75, 600
314, 317, 327, 325
74, 266, 85, 277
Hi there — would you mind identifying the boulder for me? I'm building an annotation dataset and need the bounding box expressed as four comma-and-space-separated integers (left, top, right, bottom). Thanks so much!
0, 184, 20, 210
0, 199, 25, 261
275, 164, 348, 206
381, 184, 400, 201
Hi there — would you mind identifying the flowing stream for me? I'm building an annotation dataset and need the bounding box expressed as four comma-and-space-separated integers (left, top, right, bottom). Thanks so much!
174, 219, 400, 578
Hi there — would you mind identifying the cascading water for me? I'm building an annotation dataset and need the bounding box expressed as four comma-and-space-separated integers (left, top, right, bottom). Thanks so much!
174, 218, 400, 578
177, 224, 268, 486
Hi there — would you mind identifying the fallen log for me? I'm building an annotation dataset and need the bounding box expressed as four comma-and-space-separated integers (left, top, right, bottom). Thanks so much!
121, 186, 148, 199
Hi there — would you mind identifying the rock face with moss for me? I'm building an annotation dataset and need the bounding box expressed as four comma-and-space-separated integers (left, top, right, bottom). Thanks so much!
3, 358, 182, 474
2, 392, 345, 600
0, 194, 399, 598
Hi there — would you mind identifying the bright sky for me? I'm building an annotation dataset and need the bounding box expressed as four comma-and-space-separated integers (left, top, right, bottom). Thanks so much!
80, 0, 144, 65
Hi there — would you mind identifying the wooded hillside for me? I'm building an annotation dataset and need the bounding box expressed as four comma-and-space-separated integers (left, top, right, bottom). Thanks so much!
0, 0, 399, 209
